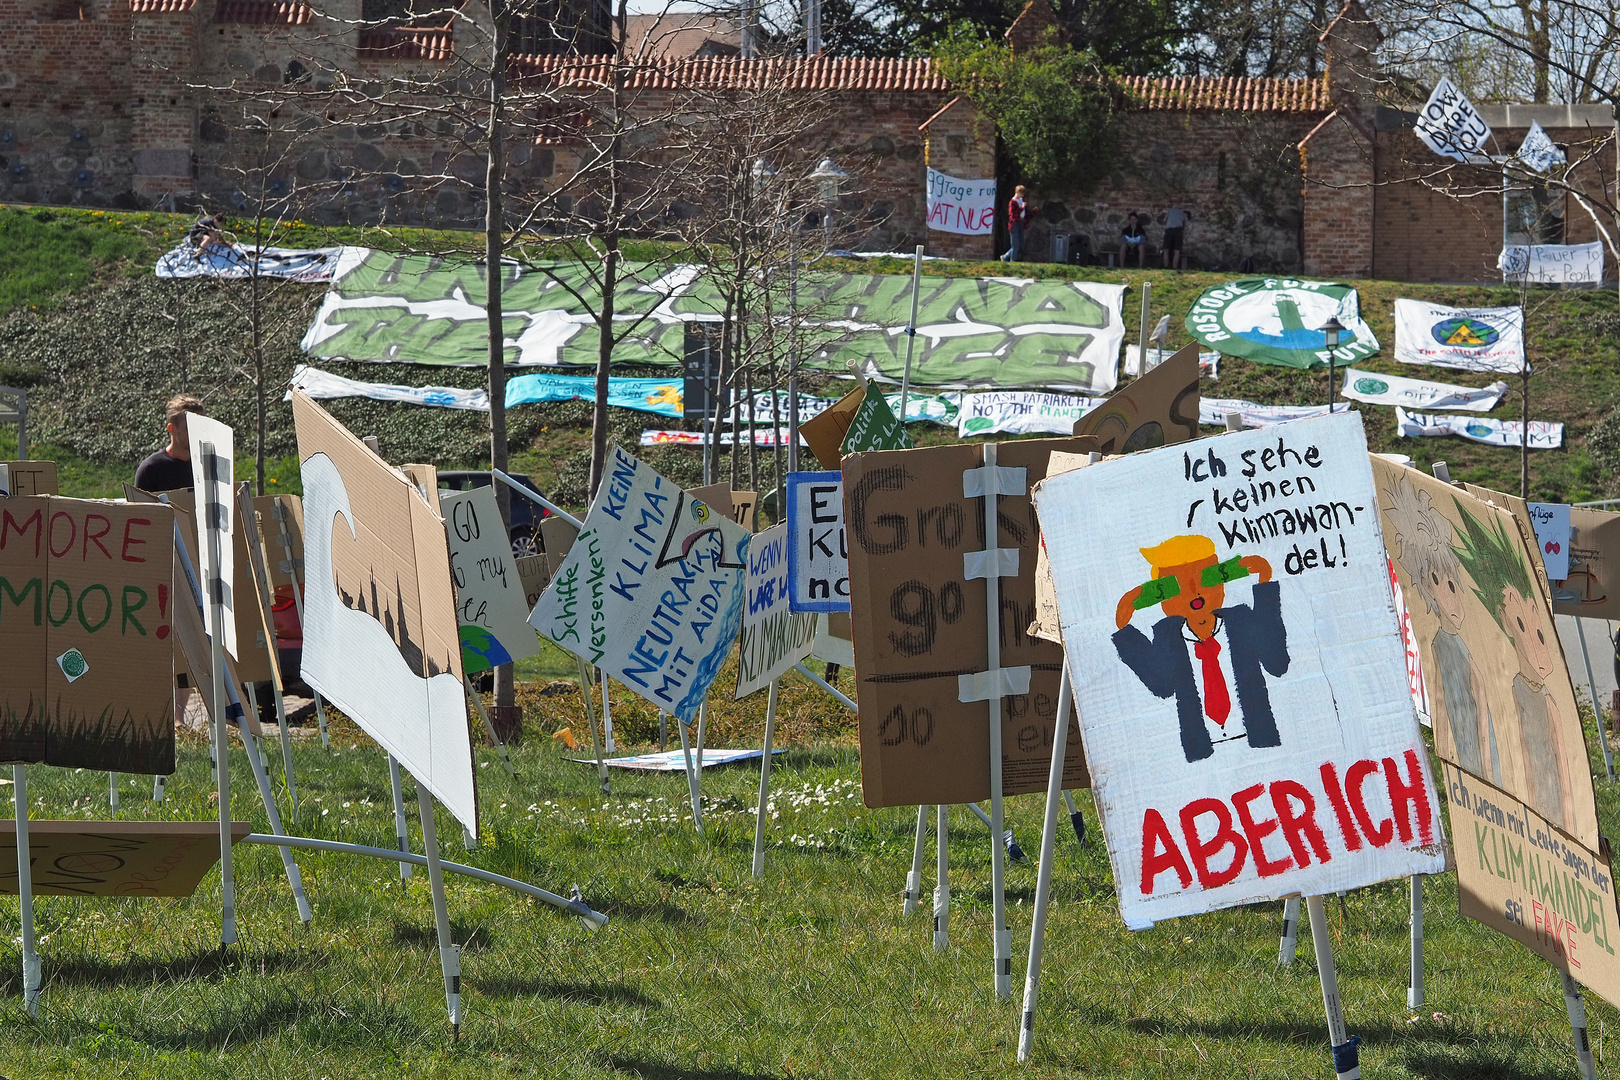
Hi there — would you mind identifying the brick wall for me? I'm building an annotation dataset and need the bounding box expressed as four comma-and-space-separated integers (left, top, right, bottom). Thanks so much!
1299, 110, 1374, 277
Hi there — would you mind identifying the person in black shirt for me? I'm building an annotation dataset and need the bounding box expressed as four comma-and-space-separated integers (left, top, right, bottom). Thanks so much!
1119, 212, 1147, 268
134, 394, 206, 493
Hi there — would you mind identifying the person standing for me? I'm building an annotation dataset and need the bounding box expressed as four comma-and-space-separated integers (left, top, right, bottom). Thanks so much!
1000, 184, 1034, 262
135, 394, 206, 493
1119, 212, 1147, 268
1162, 206, 1190, 269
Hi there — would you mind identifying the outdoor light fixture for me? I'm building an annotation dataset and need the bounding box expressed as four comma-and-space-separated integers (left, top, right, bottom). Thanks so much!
808, 158, 848, 242
1319, 315, 1345, 408
750, 157, 777, 196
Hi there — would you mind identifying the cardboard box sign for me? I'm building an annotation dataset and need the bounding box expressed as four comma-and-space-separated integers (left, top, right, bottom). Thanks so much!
787, 472, 848, 613
443, 485, 542, 674
1036, 415, 1446, 929
0, 819, 249, 897
812, 611, 854, 667
515, 553, 551, 610
688, 484, 758, 533
736, 523, 817, 699
800, 385, 865, 470
540, 516, 580, 580
0, 497, 176, 774
844, 439, 1092, 808
1071, 343, 1200, 454
1553, 506, 1620, 620
254, 494, 306, 591
0, 461, 58, 497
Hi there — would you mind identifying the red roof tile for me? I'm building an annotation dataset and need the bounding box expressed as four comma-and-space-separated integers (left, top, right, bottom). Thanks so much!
129, 0, 197, 11
213, 1, 312, 24
359, 25, 455, 62
1119, 74, 1328, 112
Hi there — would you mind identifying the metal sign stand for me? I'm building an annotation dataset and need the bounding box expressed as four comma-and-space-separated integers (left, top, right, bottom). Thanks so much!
750, 678, 781, 878
269, 500, 331, 750
1307, 894, 1362, 1079
1573, 618, 1616, 780
13, 765, 40, 1016
1017, 661, 1073, 1060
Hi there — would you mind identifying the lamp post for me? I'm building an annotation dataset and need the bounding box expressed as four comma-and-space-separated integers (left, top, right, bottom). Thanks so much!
1319, 316, 1345, 409
808, 157, 848, 249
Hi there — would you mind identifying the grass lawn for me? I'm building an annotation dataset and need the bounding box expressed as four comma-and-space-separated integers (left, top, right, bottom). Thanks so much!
4, 661, 1620, 1079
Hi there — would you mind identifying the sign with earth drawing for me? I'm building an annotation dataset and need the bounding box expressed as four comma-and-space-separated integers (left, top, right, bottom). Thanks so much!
1393, 300, 1525, 374
1185, 279, 1379, 370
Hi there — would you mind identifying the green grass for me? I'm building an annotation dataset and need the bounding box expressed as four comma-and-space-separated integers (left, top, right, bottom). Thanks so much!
4, 688, 1620, 1079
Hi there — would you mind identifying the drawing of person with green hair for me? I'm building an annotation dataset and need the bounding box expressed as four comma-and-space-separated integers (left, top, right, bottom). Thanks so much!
1453, 500, 1574, 831
1383, 474, 1499, 784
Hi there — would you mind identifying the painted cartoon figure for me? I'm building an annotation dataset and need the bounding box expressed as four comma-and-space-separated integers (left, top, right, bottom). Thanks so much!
1383, 475, 1499, 784
1113, 535, 1287, 762
1453, 502, 1575, 831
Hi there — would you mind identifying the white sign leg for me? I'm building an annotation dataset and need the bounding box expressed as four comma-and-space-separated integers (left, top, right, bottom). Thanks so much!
108, 772, 119, 812
1408, 876, 1424, 1009
1575, 618, 1616, 781
1306, 894, 1362, 1079
1018, 661, 1073, 1061
1278, 895, 1301, 965
658, 710, 668, 751
415, 784, 462, 1033
1561, 969, 1598, 1079
575, 657, 609, 795
678, 714, 704, 834
695, 697, 708, 774
464, 678, 517, 779
933, 804, 950, 951
235, 713, 313, 925
904, 805, 930, 917
1062, 789, 1085, 844
388, 754, 413, 883
751, 679, 781, 879
793, 663, 857, 711
13, 765, 40, 1016
153, 773, 166, 802
259, 678, 299, 812
600, 669, 616, 753
209, 515, 237, 948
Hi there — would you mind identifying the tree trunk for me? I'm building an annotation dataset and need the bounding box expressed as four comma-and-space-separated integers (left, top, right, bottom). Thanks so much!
587, 0, 630, 502
487, 0, 515, 711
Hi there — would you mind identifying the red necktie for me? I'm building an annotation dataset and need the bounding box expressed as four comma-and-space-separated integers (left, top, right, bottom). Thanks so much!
1193, 637, 1231, 726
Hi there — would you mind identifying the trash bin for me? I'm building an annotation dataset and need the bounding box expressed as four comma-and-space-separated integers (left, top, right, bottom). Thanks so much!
1050, 234, 1069, 264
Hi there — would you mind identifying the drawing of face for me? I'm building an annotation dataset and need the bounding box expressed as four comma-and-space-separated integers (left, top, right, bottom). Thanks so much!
1500, 584, 1555, 687
1160, 555, 1224, 641
1429, 560, 1467, 633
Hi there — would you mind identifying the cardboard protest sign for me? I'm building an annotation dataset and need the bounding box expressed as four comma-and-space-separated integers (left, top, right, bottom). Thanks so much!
292, 391, 476, 835
186, 415, 238, 661
254, 495, 305, 591
1071, 344, 1200, 454
442, 485, 541, 674
540, 516, 579, 580
515, 554, 551, 610
731, 491, 758, 532
0, 819, 249, 897
841, 384, 911, 454
0, 462, 57, 496
0, 497, 176, 773
1377, 461, 1598, 850
689, 484, 758, 532
736, 523, 817, 699
1528, 502, 1572, 581
800, 385, 865, 469
787, 472, 848, 613
845, 439, 1091, 807
1035, 415, 1446, 928
1553, 507, 1620, 619
528, 448, 749, 725
812, 611, 854, 667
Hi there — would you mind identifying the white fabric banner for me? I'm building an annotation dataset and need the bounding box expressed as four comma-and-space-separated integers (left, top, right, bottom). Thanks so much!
956, 391, 1098, 437
1499, 242, 1606, 284
1125, 347, 1221, 379
1340, 367, 1509, 412
1199, 398, 1351, 428
1393, 301, 1526, 374
1517, 120, 1567, 173
640, 428, 801, 447
925, 168, 997, 235
288, 364, 491, 411
1415, 77, 1493, 162
1396, 407, 1563, 448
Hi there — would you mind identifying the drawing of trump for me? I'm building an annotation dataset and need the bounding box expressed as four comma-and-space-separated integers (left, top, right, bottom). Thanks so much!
1113, 535, 1288, 763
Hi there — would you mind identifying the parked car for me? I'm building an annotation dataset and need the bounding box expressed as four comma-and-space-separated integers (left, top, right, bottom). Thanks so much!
436, 471, 551, 557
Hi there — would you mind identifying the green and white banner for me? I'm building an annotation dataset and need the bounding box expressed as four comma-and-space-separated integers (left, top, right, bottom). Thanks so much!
1185, 278, 1379, 369
956, 391, 1097, 437
1339, 366, 1508, 411
1393, 299, 1525, 373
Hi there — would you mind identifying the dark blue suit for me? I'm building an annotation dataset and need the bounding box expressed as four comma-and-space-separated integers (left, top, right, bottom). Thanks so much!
1111, 580, 1290, 762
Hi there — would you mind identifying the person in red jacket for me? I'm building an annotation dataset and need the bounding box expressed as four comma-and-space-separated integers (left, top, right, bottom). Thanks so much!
1000, 184, 1034, 262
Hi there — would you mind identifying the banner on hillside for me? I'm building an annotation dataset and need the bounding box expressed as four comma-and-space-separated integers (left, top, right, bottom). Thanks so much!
156, 242, 342, 281
1500, 242, 1605, 285
528, 450, 748, 726
507, 372, 683, 416
957, 391, 1098, 437
641, 429, 797, 448
443, 486, 542, 674
1396, 407, 1562, 448
926, 168, 997, 235
289, 365, 491, 411
735, 523, 817, 699
1393, 301, 1525, 374
1185, 279, 1379, 369
1415, 77, 1493, 162
1342, 365, 1510, 410
1199, 398, 1348, 428
1034, 414, 1447, 928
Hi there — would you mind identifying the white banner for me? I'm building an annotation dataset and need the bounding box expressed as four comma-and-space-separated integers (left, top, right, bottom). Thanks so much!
443, 486, 542, 674
1415, 77, 1492, 162
641, 428, 800, 447
288, 364, 490, 411
1396, 407, 1563, 448
735, 523, 817, 699
187, 414, 237, 660
1340, 366, 1508, 411
1199, 398, 1350, 428
925, 168, 997, 235
1500, 242, 1605, 285
786, 472, 848, 614
1393, 300, 1526, 374
957, 391, 1098, 437
1528, 502, 1572, 580
1517, 120, 1567, 173
1126, 347, 1220, 379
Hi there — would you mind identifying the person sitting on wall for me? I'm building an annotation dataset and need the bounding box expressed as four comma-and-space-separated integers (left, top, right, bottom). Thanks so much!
1119, 212, 1147, 267
135, 394, 206, 494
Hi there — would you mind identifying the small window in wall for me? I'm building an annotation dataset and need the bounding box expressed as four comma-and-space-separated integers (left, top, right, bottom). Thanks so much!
1504, 178, 1564, 246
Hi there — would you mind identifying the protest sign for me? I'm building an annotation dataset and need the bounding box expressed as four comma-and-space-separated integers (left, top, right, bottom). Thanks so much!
0, 496, 176, 773
1528, 502, 1572, 581
787, 472, 848, 614
292, 391, 476, 834
1199, 399, 1348, 429
0, 820, 249, 897
1389, 556, 1431, 727
187, 415, 237, 661
841, 384, 912, 454
1500, 242, 1605, 285
687, 484, 734, 523
1396, 408, 1562, 448
845, 439, 1091, 807
253, 495, 305, 591
1393, 301, 1525, 374
736, 523, 817, 699
1072, 343, 1200, 453
228, 485, 277, 686
1034, 415, 1446, 928
1342, 367, 1509, 412
528, 449, 749, 725
540, 517, 579, 580
0, 462, 56, 496
799, 385, 865, 469
1553, 507, 1620, 619
1184, 280, 1378, 369
1415, 77, 1493, 162
1516, 120, 1567, 173
957, 391, 1097, 437
443, 485, 542, 674
812, 611, 855, 667
926, 168, 997, 235
1376, 461, 1598, 849
514, 554, 551, 609
731, 492, 758, 532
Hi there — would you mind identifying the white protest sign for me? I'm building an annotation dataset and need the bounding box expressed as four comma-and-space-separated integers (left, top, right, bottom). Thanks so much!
1199, 399, 1350, 429
957, 391, 1098, 437
1415, 77, 1492, 162
925, 168, 997, 235
1393, 300, 1525, 373
1500, 242, 1605, 284
1396, 407, 1563, 448
1517, 120, 1566, 173
1341, 367, 1509, 412
735, 523, 817, 699
1033, 413, 1447, 929
1528, 501, 1572, 581
442, 485, 541, 674
528, 448, 749, 725
187, 414, 238, 659
787, 471, 848, 613
1388, 557, 1431, 727
0, 464, 8, 496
